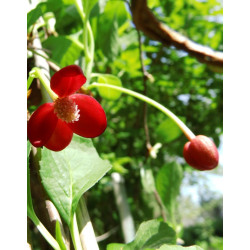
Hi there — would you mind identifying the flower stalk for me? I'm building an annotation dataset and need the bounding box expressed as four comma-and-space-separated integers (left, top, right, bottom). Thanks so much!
29, 213, 61, 250
88, 83, 196, 141
29, 67, 58, 100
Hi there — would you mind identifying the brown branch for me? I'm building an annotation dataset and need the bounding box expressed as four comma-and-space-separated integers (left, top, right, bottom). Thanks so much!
137, 29, 152, 153
131, 0, 223, 71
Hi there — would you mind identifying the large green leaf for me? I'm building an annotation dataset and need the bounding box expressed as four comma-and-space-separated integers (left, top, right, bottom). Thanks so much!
156, 117, 185, 143
107, 243, 203, 250
107, 220, 176, 250
42, 36, 83, 67
155, 163, 183, 219
100, 14, 120, 62
125, 220, 176, 250
39, 134, 111, 226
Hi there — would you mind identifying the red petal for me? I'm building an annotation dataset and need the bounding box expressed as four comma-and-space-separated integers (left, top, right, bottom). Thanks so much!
50, 65, 86, 98
44, 119, 73, 151
68, 94, 107, 138
27, 103, 58, 147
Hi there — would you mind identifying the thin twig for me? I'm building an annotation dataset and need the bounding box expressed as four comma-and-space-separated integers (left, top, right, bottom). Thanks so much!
96, 226, 119, 242
111, 173, 136, 243
28, 45, 51, 53
153, 189, 167, 222
137, 29, 152, 153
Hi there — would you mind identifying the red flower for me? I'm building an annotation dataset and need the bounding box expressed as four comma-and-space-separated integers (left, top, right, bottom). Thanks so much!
28, 65, 107, 151
183, 135, 219, 171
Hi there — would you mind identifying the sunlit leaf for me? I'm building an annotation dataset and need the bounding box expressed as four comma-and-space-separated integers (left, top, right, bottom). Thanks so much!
107, 220, 176, 250
97, 74, 122, 100
40, 134, 111, 225
124, 219, 176, 249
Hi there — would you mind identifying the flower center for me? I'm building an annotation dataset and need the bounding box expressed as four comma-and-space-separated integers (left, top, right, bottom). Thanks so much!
54, 97, 80, 123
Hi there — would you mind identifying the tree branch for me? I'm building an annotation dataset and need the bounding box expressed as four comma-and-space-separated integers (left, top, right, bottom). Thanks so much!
137, 29, 152, 153
131, 0, 223, 71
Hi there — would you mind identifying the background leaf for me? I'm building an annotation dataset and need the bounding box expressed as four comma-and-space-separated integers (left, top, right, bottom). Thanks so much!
97, 74, 122, 100
156, 117, 185, 143
156, 163, 183, 220
124, 219, 176, 249
42, 36, 83, 67
39, 134, 111, 225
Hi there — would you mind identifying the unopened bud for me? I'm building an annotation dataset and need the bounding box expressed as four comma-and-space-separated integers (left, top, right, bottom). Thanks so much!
183, 135, 219, 171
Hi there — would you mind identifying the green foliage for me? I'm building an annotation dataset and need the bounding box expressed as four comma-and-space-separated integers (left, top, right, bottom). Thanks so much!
39, 134, 111, 225
108, 219, 176, 250
42, 36, 83, 67
27, 0, 223, 248
97, 74, 123, 100
156, 117, 185, 143
156, 163, 183, 223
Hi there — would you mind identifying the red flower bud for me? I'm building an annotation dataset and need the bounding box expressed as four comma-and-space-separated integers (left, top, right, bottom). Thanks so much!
183, 135, 219, 171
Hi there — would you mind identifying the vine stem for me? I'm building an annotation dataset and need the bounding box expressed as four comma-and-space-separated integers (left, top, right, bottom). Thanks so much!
69, 213, 83, 250
76, 196, 99, 250
88, 83, 196, 141
73, 0, 94, 85
29, 67, 58, 100
29, 213, 61, 250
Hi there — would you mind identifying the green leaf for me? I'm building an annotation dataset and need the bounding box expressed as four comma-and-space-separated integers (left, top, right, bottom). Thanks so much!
42, 36, 83, 67
27, 1, 61, 30
155, 163, 183, 219
97, 74, 122, 100
157, 245, 204, 250
27, 3, 46, 30
40, 134, 111, 226
156, 117, 185, 143
107, 243, 126, 250
95, 1, 128, 61
102, 15, 120, 62
124, 219, 176, 250
91, 0, 108, 17
86, 0, 99, 14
